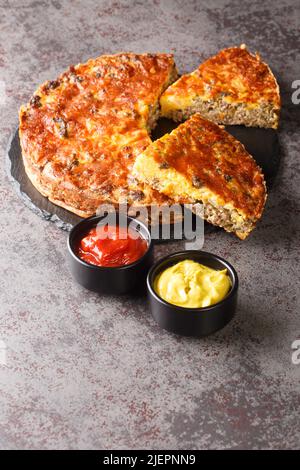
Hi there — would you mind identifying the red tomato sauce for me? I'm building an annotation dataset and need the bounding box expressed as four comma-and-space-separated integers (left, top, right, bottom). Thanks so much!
77, 225, 148, 267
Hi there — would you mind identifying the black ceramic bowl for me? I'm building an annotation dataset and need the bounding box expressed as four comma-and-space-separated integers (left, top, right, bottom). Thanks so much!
147, 250, 238, 337
68, 214, 153, 295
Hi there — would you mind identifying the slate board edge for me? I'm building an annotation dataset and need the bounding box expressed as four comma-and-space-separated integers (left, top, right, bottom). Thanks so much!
6, 125, 74, 232
6, 124, 280, 236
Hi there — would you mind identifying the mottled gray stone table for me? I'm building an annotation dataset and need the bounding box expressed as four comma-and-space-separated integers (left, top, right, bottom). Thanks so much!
0, 0, 299, 450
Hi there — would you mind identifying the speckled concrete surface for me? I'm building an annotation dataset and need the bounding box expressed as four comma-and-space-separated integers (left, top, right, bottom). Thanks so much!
0, 0, 300, 450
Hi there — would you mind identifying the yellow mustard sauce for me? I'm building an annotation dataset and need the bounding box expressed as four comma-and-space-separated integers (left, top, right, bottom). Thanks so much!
154, 260, 231, 308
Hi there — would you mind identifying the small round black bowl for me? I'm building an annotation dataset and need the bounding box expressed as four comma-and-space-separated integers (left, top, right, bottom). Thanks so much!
68, 214, 153, 295
147, 251, 238, 337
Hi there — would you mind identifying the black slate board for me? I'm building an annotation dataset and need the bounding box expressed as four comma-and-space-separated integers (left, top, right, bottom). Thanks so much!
7, 119, 280, 235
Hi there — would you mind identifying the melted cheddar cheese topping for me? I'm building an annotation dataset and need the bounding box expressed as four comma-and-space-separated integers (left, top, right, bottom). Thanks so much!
133, 113, 266, 220
160, 46, 280, 114
19, 53, 177, 214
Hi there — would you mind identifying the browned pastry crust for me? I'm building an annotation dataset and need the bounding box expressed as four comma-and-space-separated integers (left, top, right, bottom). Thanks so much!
160, 45, 280, 129
133, 113, 267, 239
19, 53, 178, 217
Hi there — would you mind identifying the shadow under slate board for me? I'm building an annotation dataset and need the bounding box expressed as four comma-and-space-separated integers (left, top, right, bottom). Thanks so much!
7, 119, 280, 239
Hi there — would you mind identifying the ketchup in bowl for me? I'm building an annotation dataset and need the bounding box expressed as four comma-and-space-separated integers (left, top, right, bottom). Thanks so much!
77, 224, 148, 268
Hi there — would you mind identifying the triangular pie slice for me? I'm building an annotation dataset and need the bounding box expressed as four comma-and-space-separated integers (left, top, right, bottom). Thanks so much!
133, 113, 267, 239
19, 53, 178, 217
160, 45, 280, 129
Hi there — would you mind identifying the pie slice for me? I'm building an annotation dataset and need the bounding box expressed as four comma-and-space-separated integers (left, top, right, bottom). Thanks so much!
19, 53, 178, 217
160, 45, 280, 129
133, 113, 267, 239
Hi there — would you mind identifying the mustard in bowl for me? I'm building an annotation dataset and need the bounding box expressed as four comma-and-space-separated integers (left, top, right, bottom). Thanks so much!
147, 251, 238, 337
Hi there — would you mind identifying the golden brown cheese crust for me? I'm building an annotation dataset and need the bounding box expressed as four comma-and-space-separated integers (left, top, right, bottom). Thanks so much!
135, 113, 266, 220
160, 46, 280, 123
19, 53, 177, 216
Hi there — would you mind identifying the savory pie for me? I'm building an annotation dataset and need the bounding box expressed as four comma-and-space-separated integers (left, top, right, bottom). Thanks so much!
133, 113, 267, 239
19, 53, 178, 217
19, 49, 276, 238
160, 45, 280, 129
